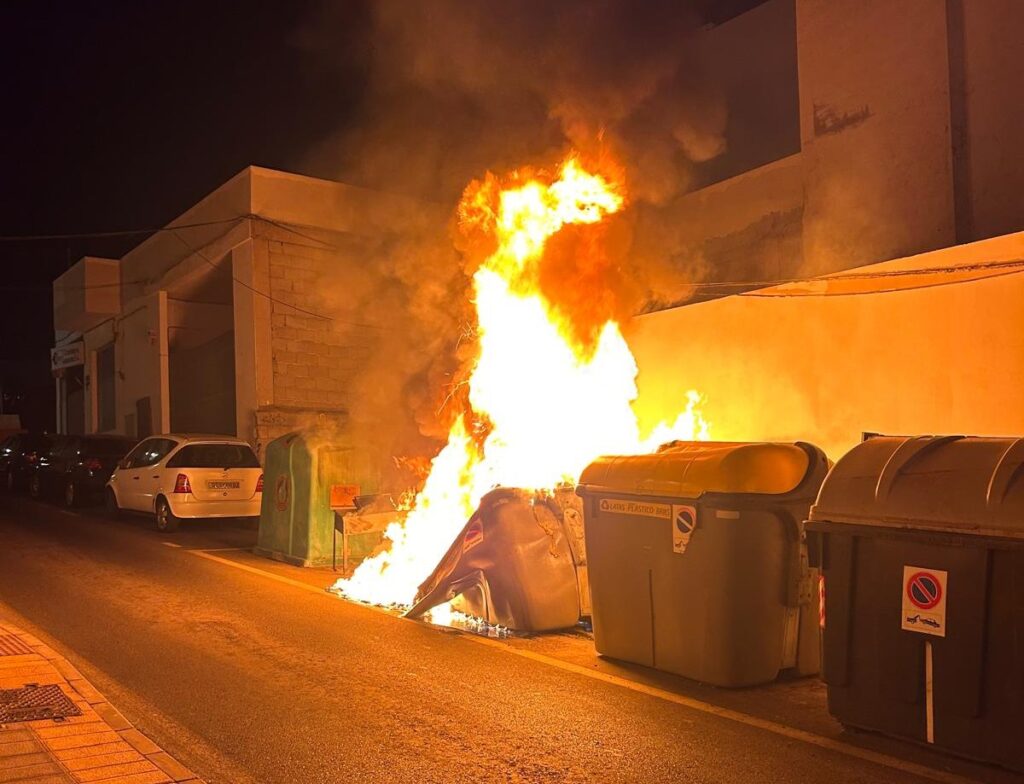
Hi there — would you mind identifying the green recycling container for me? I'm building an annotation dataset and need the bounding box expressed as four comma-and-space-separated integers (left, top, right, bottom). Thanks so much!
255, 428, 384, 567
578, 441, 829, 687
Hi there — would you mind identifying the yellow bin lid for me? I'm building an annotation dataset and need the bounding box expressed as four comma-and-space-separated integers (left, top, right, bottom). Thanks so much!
577, 441, 819, 499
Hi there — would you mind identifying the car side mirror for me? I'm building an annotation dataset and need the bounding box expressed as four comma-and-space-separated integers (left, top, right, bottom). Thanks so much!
118, 458, 130, 470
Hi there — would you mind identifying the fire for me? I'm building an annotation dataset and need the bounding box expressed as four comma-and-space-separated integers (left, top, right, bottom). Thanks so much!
333, 155, 708, 609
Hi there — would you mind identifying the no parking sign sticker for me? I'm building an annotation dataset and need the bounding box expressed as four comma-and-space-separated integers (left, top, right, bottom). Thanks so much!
901, 566, 948, 637
671, 504, 697, 554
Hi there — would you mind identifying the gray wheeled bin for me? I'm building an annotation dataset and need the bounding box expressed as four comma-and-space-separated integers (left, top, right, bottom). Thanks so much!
577, 440, 829, 687
806, 435, 1024, 772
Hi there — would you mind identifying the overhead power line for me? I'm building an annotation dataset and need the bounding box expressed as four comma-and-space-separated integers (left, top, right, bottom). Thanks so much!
5, 210, 1024, 300
167, 224, 385, 331
0, 217, 245, 242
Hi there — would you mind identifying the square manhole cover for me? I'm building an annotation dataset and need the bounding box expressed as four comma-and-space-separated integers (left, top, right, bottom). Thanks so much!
0, 684, 83, 723
0, 633, 34, 656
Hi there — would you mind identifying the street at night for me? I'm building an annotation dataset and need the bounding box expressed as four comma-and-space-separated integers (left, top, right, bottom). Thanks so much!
0, 495, 1014, 784
4, 2, 1024, 782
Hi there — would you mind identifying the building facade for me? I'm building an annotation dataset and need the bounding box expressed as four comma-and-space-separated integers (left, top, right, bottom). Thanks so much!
52, 166, 439, 457
630, 0, 1024, 459
661, 0, 1024, 299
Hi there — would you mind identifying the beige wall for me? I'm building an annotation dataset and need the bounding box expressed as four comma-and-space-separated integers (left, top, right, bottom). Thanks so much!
258, 233, 374, 449
113, 292, 169, 437
628, 233, 1024, 463
958, 0, 1024, 241
232, 238, 273, 445
81, 321, 115, 434
666, 153, 804, 295
796, 0, 956, 274
53, 257, 120, 334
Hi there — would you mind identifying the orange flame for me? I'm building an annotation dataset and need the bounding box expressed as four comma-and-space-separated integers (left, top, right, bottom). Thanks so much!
334, 155, 708, 608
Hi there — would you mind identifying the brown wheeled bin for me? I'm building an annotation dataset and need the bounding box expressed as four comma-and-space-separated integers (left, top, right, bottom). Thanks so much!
578, 441, 829, 687
807, 435, 1024, 771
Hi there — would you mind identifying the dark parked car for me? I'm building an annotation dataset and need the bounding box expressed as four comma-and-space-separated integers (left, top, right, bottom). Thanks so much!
0, 432, 54, 492
29, 435, 138, 507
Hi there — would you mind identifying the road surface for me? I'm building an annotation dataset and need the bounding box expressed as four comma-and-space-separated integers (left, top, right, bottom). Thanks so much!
0, 493, 1010, 784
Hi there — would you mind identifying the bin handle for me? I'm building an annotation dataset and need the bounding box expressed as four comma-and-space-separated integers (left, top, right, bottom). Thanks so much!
875, 435, 963, 502
987, 437, 1024, 512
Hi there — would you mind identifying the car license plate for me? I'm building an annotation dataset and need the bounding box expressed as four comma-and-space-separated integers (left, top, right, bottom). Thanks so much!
208, 481, 240, 490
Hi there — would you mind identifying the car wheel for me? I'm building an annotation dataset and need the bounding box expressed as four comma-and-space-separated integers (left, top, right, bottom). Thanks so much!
28, 474, 41, 500
105, 488, 122, 519
155, 498, 180, 533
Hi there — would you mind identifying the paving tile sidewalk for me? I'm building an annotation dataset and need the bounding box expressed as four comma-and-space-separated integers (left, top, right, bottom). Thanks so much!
0, 621, 202, 784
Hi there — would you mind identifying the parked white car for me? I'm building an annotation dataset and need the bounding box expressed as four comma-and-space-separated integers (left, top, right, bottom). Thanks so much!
106, 434, 263, 532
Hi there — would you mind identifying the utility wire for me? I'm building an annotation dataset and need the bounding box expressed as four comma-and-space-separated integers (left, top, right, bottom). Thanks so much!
168, 223, 385, 331
0, 217, 245, 242
7, 211, 1024, 299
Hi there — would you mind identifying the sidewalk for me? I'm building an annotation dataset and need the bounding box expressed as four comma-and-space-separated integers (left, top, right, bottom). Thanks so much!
0, 620, 201, 784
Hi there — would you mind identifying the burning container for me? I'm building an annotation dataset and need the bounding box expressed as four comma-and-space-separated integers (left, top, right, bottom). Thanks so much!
255, 429, 383, 567
577, 441, 829, 687
406, 487, 588, 632
806, 435, 1024, 771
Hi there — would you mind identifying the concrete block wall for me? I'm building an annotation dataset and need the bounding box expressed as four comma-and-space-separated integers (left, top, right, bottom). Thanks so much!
266, 238, 370, 411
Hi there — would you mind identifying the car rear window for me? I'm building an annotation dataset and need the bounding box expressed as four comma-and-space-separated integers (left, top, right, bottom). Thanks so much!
82, 438, 136, 457
166, 444, 260, 469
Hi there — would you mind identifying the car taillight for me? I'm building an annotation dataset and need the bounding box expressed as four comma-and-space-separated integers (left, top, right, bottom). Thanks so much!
255, 474, 264, 493
173, 473, 192, 494
82, 457, 102, 471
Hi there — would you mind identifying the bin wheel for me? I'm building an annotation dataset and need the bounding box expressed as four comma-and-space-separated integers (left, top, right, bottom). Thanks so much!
155, 498, 180, 533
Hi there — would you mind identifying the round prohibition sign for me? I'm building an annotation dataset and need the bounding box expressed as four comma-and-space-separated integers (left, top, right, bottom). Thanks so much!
907, 571, 942, 610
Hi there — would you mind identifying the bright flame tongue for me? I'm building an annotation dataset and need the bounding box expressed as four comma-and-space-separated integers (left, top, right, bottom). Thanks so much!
334, 156, 708, 608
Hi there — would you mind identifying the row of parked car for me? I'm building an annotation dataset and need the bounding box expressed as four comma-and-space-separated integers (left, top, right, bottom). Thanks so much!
0, 432, 264, 532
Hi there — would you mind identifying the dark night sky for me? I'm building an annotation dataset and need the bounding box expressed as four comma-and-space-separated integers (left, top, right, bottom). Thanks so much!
0, 1, 371, 427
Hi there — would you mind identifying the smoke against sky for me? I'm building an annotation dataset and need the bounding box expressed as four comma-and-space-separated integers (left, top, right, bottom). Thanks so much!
291, 1, 732, 471
299, 0, 727, 204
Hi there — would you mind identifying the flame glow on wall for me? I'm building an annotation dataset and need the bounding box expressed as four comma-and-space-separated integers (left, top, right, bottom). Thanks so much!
333, 155, 708, 609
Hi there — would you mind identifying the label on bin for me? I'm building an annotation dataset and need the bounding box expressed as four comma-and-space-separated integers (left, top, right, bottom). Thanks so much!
598, 498, 671, 520
671, 504, 697, 554
901, 566, 947, 637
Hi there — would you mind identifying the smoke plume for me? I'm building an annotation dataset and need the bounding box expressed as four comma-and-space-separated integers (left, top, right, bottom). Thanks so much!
291, 1, 726, 482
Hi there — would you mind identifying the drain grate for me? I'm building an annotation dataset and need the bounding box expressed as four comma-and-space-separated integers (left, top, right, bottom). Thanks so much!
0, 684, 83, 723
0, 633, 34, 656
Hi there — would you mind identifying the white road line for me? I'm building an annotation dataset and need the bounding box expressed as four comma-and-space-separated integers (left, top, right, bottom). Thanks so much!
161, 542, 182, 548
188, 549, 334, 594
193, 547, 248, 553
188, 549, 977, 784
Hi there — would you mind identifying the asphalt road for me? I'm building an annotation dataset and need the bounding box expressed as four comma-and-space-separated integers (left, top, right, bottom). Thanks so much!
0, 493, 1010, 784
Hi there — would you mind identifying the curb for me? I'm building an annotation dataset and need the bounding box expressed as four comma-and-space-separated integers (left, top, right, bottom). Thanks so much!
0, 620, 203, 784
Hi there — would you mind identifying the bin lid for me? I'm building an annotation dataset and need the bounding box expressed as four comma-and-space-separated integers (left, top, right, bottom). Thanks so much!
809, 435, 1024, 539
577, 441, 821, 499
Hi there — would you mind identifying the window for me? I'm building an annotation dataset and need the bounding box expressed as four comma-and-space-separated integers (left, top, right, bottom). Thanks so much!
166, 443, 259, 469
125, 438, 177, 468
130, 438, 176, 470
96, 343, 116, 432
